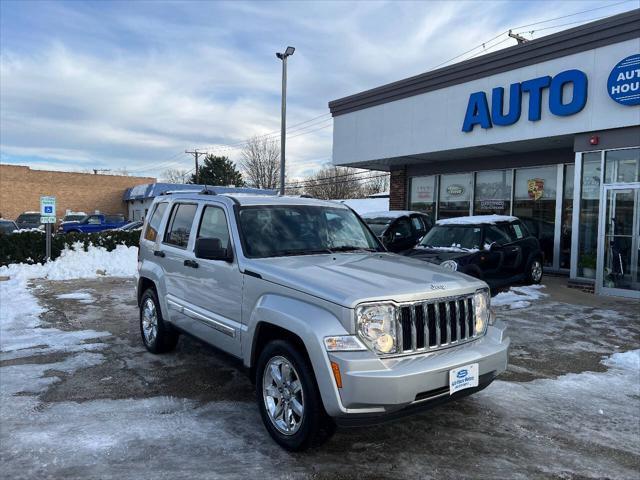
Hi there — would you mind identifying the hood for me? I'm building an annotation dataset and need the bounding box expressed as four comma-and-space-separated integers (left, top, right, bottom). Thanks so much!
245, 252, 485, 308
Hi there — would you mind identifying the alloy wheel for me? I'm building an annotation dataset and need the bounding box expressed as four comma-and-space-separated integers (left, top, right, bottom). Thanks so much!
531, 260, 543, 282
141, 297, 158, 346
262, 356, 305, 435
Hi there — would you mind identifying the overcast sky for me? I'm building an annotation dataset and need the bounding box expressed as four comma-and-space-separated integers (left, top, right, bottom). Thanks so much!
0, 0, 636, 181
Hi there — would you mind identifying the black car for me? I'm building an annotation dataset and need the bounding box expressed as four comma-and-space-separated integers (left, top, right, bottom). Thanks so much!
15, 212, 42, 230
361, 211, 433, 252
404, 215, 543, 290
0, 219, 18, 235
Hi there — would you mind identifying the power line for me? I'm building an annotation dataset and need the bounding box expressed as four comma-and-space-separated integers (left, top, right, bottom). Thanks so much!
430, 0, 633, 70
199, 118, 333, 154
515, 13, 619, 37
286, 173, 389, 190
286, 168, 388, 187
511, 0, 632, 30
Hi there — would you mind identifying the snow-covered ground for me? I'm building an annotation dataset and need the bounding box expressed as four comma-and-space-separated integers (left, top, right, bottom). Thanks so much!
1, 248, 639, 479
492, 284, 547, 309
0, 243, 138, 281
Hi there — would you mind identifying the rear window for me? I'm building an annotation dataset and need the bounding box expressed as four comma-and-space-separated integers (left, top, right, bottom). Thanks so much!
144, 203, 168, 242
18, 214, 40, 222
105, 214, 125, 223
164, 203, 197, 248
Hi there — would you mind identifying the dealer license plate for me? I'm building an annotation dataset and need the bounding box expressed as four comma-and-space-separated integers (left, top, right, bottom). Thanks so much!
449, 363, 479, 395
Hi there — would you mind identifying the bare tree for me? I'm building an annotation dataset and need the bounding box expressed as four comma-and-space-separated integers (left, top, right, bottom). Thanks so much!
301, 166, 365, 200
360, 173, 390, 197
162, 168, 190, 184
239, 136, 280, 189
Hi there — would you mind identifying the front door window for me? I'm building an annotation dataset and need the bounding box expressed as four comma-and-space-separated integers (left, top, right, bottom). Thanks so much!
600, 187, 640, 296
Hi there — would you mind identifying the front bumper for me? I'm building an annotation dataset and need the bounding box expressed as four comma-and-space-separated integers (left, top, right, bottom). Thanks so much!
325, 321, 509, 418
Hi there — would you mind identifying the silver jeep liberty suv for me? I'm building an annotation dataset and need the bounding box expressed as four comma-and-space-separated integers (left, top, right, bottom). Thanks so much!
137, 191, 509, 451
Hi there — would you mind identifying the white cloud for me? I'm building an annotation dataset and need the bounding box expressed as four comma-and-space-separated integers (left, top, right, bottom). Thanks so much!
0, 1, 634, 181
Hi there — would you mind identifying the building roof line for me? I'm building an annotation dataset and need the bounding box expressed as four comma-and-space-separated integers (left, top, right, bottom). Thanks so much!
328, 9, 640, 117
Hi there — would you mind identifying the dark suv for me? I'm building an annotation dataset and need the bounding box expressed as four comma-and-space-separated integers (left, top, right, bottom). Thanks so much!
404, 215, 543, 290
361, 211, 432, 252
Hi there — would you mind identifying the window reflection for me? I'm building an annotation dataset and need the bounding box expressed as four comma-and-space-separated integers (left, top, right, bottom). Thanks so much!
513, 166, 558, 267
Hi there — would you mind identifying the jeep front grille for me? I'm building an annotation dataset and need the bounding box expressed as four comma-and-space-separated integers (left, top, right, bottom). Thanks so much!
397, 295, 478, 355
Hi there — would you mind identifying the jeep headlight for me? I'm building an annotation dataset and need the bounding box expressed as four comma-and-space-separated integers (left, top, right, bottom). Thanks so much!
440, 260, 458, 271
473, 289, 490, 334
356, 303, 397, 354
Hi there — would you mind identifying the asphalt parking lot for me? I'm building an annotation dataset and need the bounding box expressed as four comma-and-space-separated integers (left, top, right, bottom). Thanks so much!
1, 276, 639, 480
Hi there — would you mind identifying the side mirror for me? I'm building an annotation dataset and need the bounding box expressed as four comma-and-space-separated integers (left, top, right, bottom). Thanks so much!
489, 242, 501, 252
195, 237, 233, 262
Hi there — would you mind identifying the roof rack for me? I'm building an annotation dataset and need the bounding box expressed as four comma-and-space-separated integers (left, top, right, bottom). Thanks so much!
159, 186, 217, 196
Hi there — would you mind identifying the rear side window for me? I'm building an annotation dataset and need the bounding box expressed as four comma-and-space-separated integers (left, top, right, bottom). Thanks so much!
87, 215, 102, 225
197, 206, 230, 250
164, 203, 197, 248
144, 202, 168, 242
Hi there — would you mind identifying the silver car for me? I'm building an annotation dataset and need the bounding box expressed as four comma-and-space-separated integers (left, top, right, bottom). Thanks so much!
137, 192, 509, 451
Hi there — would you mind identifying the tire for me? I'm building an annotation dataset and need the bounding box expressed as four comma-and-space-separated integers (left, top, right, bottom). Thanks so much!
526, 257, 543, 284
139, 288, 179, 354
255, 339, 335, 451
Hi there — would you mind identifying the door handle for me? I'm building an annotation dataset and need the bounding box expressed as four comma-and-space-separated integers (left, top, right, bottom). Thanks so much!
153, 250, 165, 258
184, 259, 199, 268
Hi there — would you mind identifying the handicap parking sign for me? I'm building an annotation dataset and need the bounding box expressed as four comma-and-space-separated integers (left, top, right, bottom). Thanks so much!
40, 196, 57, 223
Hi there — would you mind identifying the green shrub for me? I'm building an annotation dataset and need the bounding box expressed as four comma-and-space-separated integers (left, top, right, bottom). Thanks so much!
0, 230, 140, 266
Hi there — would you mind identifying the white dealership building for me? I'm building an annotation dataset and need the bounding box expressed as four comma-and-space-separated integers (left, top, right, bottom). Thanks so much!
329, 10, 640, 298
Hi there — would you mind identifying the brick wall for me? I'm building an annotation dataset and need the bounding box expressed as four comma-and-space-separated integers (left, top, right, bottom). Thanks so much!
0, 165, 155, 221
389, 166, 407, 210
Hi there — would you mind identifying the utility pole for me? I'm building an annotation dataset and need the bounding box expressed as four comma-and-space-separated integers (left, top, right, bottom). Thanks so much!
508, 29, 529, 44
276, 46, 295, 195
185, 149, 204, 184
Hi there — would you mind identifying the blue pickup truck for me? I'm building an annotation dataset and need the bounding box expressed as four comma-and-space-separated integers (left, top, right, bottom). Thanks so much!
58, 214, 128, 234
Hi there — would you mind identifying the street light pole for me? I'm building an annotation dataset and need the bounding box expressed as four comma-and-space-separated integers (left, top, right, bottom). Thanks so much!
276, 46, 295, 195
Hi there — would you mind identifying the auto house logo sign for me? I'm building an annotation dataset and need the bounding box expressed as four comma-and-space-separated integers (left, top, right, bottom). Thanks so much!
607, 54, 640, 106
446, 184, 465, 196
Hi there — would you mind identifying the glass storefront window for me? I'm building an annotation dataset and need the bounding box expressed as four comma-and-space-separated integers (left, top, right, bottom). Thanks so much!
513, 166, 558, 267
605, 148, 639, 184
473, 169, 512, 215
560, 164, 574, 269
439, 173, 472, 219
409, 176, 437, 216
577, 152, 601, 279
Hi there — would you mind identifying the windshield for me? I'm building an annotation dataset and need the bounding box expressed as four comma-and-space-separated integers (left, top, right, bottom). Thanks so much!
63, 215, 84, 222
238, 205, 381, 258
419, 225, 482, 251
364, 218, 392, 236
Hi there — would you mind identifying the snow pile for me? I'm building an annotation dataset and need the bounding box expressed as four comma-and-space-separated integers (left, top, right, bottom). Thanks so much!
0, 243, 138, 281
492, 285, 547, 309
485, 349, 640, 457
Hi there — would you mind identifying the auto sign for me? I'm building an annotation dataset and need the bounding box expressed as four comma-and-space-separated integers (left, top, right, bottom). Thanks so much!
607, 54, 640, 106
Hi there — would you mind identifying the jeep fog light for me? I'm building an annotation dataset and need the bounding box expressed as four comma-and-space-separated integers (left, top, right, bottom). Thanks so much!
356, 303, 397, 354
324, 336, 367, 352
473, 290, 490, 334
